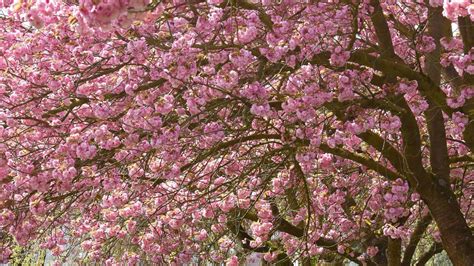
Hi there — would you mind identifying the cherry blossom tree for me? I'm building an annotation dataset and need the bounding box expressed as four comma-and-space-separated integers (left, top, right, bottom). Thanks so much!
0, 0, 473, 265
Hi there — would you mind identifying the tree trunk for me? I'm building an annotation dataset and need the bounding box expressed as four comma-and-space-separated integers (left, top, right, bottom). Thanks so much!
418, 183, 474, 265
420, 5, 474, 265
387, 238, 401, 266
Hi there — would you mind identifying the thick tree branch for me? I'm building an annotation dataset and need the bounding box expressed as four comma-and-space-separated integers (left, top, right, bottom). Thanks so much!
323, 103, 409, 179
349, 51, 452, 116
318, 144, 402, 181
458, 16, 474, 54
392, 96, 429, 186
425, 5, 452, 186
457, 16, 474, 86
369, 0, 398, 59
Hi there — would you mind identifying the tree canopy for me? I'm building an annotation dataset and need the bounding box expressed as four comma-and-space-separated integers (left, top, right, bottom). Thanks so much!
0, 0, 473, 265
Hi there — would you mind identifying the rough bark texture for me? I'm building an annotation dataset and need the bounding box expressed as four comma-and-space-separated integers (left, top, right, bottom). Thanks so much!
458, 14, 474, 152
387, 238, 401, 266
419, 6, 474, 265
418, 185, 474, 266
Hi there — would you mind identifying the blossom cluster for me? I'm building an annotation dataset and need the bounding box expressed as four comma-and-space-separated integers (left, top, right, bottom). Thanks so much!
0, 0, 472, 265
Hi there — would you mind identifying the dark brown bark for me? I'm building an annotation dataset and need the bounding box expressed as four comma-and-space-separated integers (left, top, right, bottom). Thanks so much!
425, 5, 452, 186
327, 94, 473, 264
420, 6, 474, 266
391, 96, 474, 265
401, 215, 432, 266
462, 98, 474, 152
387, 238, 401, 266
418, 185, 474, 266
458, 16, 474, 55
